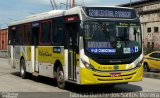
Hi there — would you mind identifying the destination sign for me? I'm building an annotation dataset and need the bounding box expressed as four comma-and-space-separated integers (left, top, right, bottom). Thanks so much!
32, 22, 39, 27
83, 7, 137, 19
87, 48, 116, 54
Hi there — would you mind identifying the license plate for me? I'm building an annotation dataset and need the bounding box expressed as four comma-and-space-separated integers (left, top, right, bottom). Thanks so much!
110, 73, 121, 77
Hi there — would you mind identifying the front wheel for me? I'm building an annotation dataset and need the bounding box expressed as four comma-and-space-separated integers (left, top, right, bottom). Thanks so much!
56, 66, 66, 89
143, 63, 150, 72
20, 59, 28, 79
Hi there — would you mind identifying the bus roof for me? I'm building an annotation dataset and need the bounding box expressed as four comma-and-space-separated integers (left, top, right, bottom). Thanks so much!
9, 5, 134, 26
9, 10, 65, 26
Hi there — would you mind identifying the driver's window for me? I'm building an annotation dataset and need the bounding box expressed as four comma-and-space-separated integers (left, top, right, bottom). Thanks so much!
129, 27, 135, 41
129, 26, 141, 46
116, 27, 128, 41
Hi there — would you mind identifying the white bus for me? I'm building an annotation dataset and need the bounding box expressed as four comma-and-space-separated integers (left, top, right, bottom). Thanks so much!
8, 6, 143, 89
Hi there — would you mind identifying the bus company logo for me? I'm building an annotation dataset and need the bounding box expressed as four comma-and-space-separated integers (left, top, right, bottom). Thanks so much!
39, 50, 52, 57
116, 42, 121, 48
114, 65, 119, 70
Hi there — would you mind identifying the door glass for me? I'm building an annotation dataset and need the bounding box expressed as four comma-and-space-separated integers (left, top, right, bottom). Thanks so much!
65, 22, 79, 81
32, 27, 39, 45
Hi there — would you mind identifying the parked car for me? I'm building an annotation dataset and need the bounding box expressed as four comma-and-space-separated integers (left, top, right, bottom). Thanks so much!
143, 51, 160, 72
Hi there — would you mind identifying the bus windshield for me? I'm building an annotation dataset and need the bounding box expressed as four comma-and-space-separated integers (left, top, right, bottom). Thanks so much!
84, 21, 142, 55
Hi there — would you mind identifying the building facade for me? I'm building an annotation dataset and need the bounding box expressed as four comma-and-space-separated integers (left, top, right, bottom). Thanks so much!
0, 28, 8, 51
121, 0, 160, 54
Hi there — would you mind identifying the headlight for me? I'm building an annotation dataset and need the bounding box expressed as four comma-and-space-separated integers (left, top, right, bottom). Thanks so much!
81, 59, 94, 70
136, 58, 144, 67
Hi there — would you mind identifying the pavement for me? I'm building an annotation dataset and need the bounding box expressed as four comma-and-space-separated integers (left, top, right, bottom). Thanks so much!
0, 58, 160, 98
0, 51, 8, 58
144, 71, 160, 79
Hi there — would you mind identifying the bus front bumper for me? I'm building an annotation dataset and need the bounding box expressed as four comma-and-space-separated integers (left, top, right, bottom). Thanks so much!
80, 65, 143, 85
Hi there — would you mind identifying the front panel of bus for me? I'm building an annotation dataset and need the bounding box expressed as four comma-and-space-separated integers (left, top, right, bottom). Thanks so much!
78, 7, 143, 85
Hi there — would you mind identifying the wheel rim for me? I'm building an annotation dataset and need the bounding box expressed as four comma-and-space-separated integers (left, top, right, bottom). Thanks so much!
144, 64, 146, 71
144, 64, 148, 71
21, 65, 24, 76
57, 70, 64, 85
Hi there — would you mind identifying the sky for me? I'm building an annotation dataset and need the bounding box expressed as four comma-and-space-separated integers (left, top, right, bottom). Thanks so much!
0, 0, 140, 28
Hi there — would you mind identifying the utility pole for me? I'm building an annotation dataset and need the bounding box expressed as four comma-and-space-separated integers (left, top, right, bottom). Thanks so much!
50, 0, 54, 10
50, 0, 58, 10
65, 0, 79, 9
81, 0, 84, 6
72, 0, 76, 8
52, 0, 58, 10
66, 0, 69, 10
66, 0, 71, 9
69, 0, 71, 9
130, 0, 132, 7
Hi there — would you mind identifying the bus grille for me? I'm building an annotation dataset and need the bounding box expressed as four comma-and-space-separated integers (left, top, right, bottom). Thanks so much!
93, 72, 136, 81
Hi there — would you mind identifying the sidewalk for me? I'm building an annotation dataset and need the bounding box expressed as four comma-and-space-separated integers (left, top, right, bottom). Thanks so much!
0, 51, 8, 58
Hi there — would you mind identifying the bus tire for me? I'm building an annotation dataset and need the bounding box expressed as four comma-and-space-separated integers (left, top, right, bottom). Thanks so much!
56, 66, 66, 89
143, 63, 150, 72
20, 59, 28, 79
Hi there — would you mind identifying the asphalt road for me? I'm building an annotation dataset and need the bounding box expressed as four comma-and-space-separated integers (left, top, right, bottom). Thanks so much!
0, 58, 160, 98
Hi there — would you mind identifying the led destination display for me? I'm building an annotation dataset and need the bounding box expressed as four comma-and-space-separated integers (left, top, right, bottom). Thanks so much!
83, 7, 137, 19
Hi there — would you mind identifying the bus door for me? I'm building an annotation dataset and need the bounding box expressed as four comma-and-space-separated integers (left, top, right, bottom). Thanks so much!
66, 21, 79, 81
10, 27, 17, 68
32, 23, 39, 73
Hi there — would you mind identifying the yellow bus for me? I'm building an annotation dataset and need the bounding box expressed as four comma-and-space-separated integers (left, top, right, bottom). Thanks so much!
8, 6, 143, 89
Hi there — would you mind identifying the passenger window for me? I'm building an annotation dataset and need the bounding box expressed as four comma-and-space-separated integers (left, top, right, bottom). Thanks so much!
10, 26, 18, 45
40, 21, 52, 44
18, 25, 24, 45
52, 18, 64, 46
24, 24, 32, 44
12, 30, 18, 44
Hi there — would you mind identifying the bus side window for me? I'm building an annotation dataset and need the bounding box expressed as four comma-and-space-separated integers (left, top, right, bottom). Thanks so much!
32, 27, 39, 45
40, 21, 52, 45
52, 18, 64, 46
12, 30, 17, 45
18, 25, 24, 45
24, 24, 32, 45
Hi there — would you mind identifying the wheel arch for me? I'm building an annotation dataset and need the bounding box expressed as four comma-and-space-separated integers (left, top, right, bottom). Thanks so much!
143, 61, 151, 70
53, 59, 63, 78
143, 62, 149, 67
20, 56, 25, 66
19, 56, 29, 79
143, 62, 148, 65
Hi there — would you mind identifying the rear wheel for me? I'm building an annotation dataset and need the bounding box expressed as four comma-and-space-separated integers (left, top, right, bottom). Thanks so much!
56, 66, 66, 89
143, 63, 150, 72
20, 59, 28, 79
